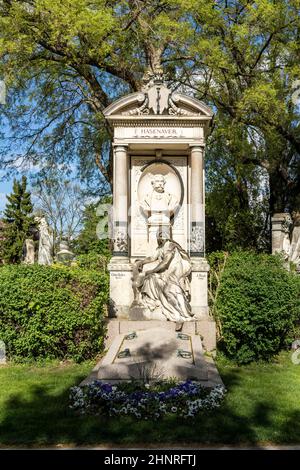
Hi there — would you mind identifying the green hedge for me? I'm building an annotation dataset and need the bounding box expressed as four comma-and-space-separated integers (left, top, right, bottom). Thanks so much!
214, 251, 300, 364
76, 252, 108, 271
0, 264, 109, 362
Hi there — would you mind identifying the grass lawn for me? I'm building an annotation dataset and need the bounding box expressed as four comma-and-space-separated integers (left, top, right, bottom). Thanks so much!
0, 352, 299, 446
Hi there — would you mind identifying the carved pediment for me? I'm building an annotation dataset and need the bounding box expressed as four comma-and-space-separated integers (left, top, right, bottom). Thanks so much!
103, 85, 213, 119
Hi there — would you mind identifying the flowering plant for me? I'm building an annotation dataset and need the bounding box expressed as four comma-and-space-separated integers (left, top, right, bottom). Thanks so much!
69, 380, 226, 419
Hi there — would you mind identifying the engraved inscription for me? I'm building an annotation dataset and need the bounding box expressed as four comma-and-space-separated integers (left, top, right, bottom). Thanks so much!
111, 272, 126, 279
134, 128, 183, 139
195, 273, 206, 280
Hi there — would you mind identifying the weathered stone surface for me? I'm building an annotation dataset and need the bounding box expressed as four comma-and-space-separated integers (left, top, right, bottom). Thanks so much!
35, 216, 53, 265
23, 239, 35, 265
107, 260, 134, 318
105, 319, 216, 352
271, 212, 292, 257
82, 325, 222, 387
196, 320, 217, 352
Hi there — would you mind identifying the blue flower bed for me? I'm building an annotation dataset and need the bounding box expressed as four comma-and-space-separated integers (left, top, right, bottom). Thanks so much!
70, 380, 226, 419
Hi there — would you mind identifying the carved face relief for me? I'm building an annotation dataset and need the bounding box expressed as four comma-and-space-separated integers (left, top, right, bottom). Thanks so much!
151, 174, 166, 193
137, 164, 182, 224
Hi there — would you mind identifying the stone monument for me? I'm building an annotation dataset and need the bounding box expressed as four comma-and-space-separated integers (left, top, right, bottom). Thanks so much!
289, 212, 300, 271
56, 240, 75, 264
271, 211, 300, 272
81, 75, 224, 387
103, 74, 215, 352
23, 239, 35, 265
35, 216, 53, 265
271, 212, 292, 259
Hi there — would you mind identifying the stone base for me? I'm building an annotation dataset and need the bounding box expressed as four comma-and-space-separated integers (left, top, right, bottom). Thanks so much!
105, 319, 216, 352
108, 258, 133, 318
129, 305, 166, 321
81, 325, 222, 387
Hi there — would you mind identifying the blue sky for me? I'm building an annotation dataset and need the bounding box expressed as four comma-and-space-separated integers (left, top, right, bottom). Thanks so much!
0, 171, 13, 215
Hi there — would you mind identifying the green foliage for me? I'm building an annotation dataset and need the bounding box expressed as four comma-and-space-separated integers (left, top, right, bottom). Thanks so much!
1, 353, 300, 445
0, 264, 109, 362
0, 176, 36, 264
0, 0, 299, 215
76, 253, 108, 271
207, 251, 228, 338
214, 251, 300, 364
205, 122, 270, 252
74, 201, 112, 258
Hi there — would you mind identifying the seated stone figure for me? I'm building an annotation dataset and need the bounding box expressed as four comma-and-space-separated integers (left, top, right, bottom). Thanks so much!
132, 230, 194, 322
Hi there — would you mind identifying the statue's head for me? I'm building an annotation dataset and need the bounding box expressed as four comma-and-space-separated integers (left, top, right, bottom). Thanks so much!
151, 174, 166, 193
157, 229, 170, 246
35, 215, 47, 228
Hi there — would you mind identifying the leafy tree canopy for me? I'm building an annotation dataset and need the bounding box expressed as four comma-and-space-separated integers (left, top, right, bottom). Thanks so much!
0, 1, 299, 246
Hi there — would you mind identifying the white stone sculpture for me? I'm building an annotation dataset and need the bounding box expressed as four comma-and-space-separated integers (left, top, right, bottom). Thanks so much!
23, 239, 35, 264
56, 240, 74, 264
140, 174, 179, 225
132, 230, 194, 322
36, 216, 53, 265
282, 213, 293, 260
290, 213, 300, 270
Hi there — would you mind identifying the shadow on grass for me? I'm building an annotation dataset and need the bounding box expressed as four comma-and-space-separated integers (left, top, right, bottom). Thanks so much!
0, 367, 300, 446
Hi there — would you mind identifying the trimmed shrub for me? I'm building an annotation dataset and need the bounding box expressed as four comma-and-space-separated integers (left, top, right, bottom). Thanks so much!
76, 253, 108, 271
214, 251, 300, 364
0, 264, 109, 362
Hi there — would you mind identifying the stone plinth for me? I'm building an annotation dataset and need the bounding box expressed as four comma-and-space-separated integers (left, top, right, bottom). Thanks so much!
107, 260, 133, 318
81, 324, 222, 387
105, 319, 216, 352
190, 258, 210, 318
271, 212, 292, 255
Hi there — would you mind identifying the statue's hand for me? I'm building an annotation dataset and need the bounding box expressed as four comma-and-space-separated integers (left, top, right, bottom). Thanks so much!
135, 260, 144, 272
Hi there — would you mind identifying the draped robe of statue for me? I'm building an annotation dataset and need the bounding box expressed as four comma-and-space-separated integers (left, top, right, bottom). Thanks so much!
133, 237, 194, 322
36, 217, 53, 265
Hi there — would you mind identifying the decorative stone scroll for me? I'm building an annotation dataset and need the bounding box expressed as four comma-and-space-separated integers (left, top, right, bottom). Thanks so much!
113, 222, 128, 255
122, 86, 201, 117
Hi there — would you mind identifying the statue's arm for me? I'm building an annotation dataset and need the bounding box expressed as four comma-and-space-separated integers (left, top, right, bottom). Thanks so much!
147, 251, 174, 274
135, 252, 159, 269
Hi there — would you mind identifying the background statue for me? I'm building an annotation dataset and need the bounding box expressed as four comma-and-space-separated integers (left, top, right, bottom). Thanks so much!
132, 230, 193, 322
36, 216, 53, 265
282, 213, 293, 261
140, 174, 179, 224
23, 239, 35, 265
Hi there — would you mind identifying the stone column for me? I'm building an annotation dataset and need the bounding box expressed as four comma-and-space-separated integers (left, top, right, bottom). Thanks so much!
189, 145, 209, 319
108, 144, 133, 318
190, 145, 205, 257
112, 145, 129, 257
271, 213, 292, 256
